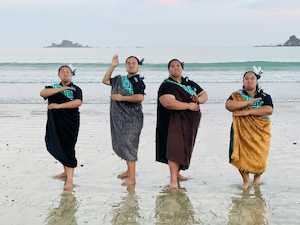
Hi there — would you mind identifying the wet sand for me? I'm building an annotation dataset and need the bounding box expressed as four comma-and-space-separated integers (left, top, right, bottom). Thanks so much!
0, 103, 299, 225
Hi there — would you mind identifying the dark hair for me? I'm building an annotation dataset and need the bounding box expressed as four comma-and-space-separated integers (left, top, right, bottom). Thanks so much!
243, 71, 261, 80
168, 59, 184, 70
126, 56, 144, 65
58, 65, 76, 76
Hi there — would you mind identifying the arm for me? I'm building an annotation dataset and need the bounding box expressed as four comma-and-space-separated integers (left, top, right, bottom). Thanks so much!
102, 54, 119, 85
234, 106, 273, 117
111, 94, 144, 103
225, 97, 262, 112
159, 94, 199, 111
196, 90, 208, 104
48, 99, 82, 110
40, 86, 68, 99
248, 106, 273, 116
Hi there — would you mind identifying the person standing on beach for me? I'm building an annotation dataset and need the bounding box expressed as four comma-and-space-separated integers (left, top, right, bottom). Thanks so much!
225, 67, 273, 190
156, 59, 208, 189
102, 55, 145, 186
40, 65, 82, 191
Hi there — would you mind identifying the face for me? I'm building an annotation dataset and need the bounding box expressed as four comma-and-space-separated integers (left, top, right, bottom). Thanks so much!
243, 72, 257, 91
126, 57, 139, 74
58, 67, 72, 83
169, 60, 183, 78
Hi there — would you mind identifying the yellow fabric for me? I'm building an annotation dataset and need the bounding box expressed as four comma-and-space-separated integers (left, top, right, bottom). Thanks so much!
230, 91, 271, 174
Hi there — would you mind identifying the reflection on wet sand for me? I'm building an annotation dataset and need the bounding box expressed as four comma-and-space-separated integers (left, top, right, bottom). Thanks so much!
155, 188, 201, 225
228, 186, 268, 225
111, 185, 141, 225
45, 191, 78, 225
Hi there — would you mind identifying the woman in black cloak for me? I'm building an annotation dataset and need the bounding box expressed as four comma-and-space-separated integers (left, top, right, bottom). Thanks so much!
40, 65, 82, 191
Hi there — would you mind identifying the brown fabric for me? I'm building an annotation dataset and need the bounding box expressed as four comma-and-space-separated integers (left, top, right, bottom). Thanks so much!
167, 110, 201, 170
156, 78, 202, 170
230, 91, 271, 174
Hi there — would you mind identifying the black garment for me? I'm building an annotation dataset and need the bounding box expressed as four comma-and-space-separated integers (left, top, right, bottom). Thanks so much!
158, 77, 203, 97
44, 82, 82, 168
227, 90, 273, 108
156, 76, 203, 170
129, 75, 146, 95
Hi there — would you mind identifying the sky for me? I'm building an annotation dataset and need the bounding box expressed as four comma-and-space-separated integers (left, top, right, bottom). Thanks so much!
0, 0, 299, 47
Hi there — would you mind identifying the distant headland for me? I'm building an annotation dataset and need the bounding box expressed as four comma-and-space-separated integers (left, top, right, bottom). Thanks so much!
254, 35, 300, 47
45, 40, 92, 48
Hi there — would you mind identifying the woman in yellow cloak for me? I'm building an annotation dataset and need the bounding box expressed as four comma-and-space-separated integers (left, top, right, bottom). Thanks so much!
225, 67, 273, 190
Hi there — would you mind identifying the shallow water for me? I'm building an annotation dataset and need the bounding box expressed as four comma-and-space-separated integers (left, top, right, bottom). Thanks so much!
0, 103, 299, 225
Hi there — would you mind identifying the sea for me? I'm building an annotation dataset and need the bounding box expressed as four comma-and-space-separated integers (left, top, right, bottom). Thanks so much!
0, 46, 299, 104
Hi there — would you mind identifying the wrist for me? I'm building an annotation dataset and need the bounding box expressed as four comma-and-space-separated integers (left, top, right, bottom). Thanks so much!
247, 109, 254, 115
185, 103, 191, 110
119, 95, 125, 101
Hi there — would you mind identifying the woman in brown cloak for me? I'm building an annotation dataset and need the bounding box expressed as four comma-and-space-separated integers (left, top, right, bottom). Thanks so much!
156, 59, 208, 189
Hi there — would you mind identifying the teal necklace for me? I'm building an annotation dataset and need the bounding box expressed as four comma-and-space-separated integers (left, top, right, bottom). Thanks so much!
121, 75, 134, 95
51, 83, 74, 100
239, 90, 263, 109
164, 78, 197, 96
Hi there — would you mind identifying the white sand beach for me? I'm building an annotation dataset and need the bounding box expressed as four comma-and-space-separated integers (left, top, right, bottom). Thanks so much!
1, 0, 300, 222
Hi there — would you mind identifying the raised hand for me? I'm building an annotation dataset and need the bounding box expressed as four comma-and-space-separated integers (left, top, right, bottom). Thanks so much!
111, 54, 119, 68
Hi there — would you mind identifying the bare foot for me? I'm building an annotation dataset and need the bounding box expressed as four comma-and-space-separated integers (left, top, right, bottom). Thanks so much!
122, 178, 136, 186
253, 174, 262, 186
64, 180, 73, 192
240, 171, 250, 191
178, 174, 189, 182
53, 172, 67, 180
117, 171, 129, 179
242, 180, 250, 191
168, 182, 179, 190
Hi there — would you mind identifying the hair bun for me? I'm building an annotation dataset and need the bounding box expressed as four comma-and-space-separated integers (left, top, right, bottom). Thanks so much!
252, 66, 263, 79
138, 58, 144, 65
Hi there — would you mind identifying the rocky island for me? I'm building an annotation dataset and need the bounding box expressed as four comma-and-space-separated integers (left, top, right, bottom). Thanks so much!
254, 35, 300, 47
45, 40, 91, 48
280, 35, 300, 46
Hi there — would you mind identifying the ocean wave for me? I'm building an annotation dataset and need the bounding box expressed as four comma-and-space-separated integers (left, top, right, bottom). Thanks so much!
1, 61, 300, 70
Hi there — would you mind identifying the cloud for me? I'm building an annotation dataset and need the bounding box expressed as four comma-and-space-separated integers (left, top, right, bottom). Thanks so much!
157, 0, 178, 5
239, 0, 300, 19
240, 0, 300, 10
0, 0, 298, 47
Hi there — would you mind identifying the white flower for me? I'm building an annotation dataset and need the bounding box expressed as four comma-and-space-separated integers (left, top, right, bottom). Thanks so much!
253, 66, 263, 75
68, 64, 77, 75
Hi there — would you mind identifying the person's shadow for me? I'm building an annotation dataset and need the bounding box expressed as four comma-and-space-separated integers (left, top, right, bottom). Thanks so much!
45, 191, 78, 225
111, 185, 141, 225
154, 187, 201, 225
228, 186, 268, 225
